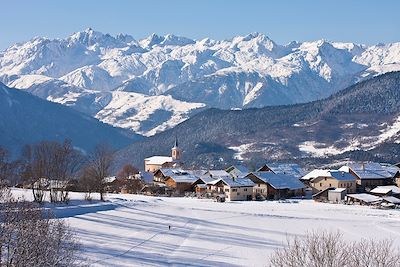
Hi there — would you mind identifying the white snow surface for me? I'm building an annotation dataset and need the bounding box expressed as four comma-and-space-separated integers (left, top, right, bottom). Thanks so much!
2, 29, 400, 135
299, 115, 400, 157
95, 91, 205, 136
10, 189, 400, 267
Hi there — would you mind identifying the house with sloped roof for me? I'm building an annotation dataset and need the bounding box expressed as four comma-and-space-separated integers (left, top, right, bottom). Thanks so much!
369, 185, 400, 197
381, 196, 400, 206
225, 165, 250, 179
257, 163, 306, 180
191, 175, 214, 195
301, 169, 330, 181
346, 193, 382, 206
308, 170, 356, 194
153, 168, 188, 183
206, 177, 255, 201
381, 163, 400, 188
164, 174, 199, 195
245, 172, 305, 200
339, 162, 396, 192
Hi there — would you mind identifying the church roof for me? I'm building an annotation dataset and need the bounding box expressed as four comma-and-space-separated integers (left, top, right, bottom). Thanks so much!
173, 136, 178, 148
144, 156, 173, 165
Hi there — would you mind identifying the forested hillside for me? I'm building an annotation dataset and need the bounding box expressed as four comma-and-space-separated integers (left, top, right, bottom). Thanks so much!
115, 71, 400, 170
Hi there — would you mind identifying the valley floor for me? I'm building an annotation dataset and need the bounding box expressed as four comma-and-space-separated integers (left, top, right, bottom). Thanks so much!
11, 189, 400, 267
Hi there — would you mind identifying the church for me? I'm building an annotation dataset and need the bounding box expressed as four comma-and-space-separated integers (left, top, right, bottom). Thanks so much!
144, 137, 183, 172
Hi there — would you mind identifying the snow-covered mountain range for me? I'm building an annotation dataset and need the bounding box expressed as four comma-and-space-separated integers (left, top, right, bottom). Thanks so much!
1, 28, 400, 136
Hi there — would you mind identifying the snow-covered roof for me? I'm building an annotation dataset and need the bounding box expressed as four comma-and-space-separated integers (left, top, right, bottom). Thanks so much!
259, 163, 306, 179
144, 156, 173, 165
186, 170, 208, 177
157, 168, 190, 177
167, 174, 199, 183
380, 163, 400, 176
301, 169, 330, 180
250, 172, 305, 190
224, 177, 255, 187
207, 177, 255, 188
331, 188, 347, 193
226, 165, 250, 176
104, 176, 117, 183
140, 172, 154, 184
208, 170, 230, 177
196, 175, 216, 184
370, 185, 400, 195
347, 193, 381, 203
343, 162, 394, 180
381, 196, 400, 204
329, 170, 356, 181
302, 169, 355, 181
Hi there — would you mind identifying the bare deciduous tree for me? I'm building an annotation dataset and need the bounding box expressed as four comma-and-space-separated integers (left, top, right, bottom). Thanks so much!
117, 164, 139, 179
49, 140, 82, 203
20, 140, 83, 203
79, 166, 98, 201
83, 144, 115, 201
0, 193, 80, 266
0, 147, 17, 187
270, 231, 400, 267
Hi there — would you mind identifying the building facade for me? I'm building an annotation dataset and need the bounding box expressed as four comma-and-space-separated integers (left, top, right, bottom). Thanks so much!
144, 138, 183, 172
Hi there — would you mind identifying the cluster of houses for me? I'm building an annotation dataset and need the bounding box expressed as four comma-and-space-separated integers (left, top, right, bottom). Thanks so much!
136, 140, 400, 207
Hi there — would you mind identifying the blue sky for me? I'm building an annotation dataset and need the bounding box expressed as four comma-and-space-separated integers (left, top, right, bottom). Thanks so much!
1, 0, 399, 50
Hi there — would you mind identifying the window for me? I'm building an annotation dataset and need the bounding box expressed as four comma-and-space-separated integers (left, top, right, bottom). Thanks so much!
258, 184, 261, 187
320, 183, 322, 187
225, 188, 229, 192
244, 188, 247, 192
232, 188, 237, 192
329, 184, 331, 187
237, 192, 240, 196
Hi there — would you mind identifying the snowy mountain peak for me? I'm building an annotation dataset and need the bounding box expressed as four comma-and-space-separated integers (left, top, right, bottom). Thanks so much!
139, 33, 195, 48
243, 32, 271, 41
140, 33, 164, 48
68, 28, 127, 48
162, 34, 195, 46
115, 33, 136, 44
2, 30, 400, 136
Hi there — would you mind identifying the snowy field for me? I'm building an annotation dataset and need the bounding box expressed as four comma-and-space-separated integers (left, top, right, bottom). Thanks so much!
11, 189, 400, 267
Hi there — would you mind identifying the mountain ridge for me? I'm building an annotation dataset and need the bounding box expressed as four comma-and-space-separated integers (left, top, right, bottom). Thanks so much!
114, 71, 400, 170
0, 82, 142, 156
1, 29, 400, 136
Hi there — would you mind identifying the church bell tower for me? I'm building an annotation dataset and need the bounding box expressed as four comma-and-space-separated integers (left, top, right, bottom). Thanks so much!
171, 136, 182, 161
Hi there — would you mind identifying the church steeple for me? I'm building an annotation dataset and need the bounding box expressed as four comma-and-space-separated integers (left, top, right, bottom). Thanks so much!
171, 136, 182, 161
174, 136, 178, 148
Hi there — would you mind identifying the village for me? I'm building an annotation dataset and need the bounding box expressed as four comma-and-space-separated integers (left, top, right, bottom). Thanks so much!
100, 139, 400, 208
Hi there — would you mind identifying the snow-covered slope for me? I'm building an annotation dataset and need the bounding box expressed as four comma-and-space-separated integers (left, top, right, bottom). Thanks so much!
23, 78, 205, 136
1, 28, 400, 135
95, 91, 205, 136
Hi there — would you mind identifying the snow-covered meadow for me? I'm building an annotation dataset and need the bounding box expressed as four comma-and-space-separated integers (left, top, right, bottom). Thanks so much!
11, 189, 400, 266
